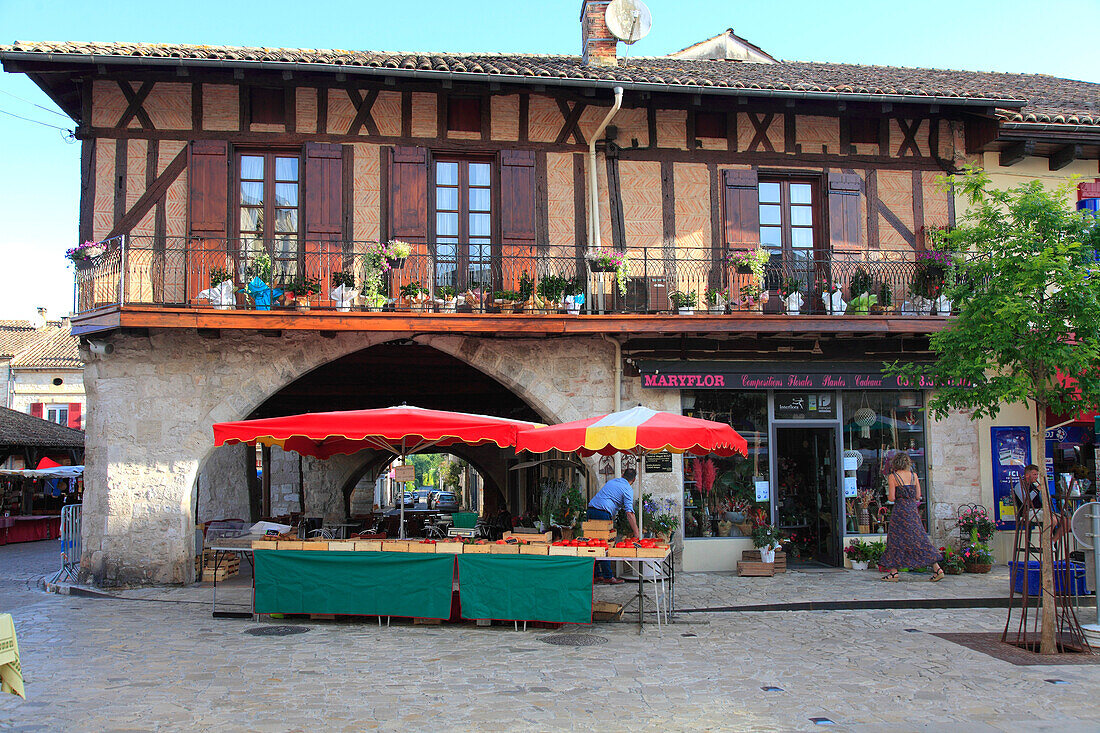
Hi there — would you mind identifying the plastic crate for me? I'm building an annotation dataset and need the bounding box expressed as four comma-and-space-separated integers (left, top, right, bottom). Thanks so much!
451, 512, 478, 529
1009, 561, 1089, 596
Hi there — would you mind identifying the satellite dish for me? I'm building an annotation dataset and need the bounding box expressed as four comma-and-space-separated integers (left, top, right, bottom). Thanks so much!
1071, 501, 1100, 549
605, 0, 652, 45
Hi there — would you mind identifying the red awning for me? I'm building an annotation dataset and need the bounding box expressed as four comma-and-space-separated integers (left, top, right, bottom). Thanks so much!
1046, 369, 1100, 429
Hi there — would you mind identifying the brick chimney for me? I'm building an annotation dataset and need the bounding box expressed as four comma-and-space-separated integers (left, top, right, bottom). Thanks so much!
581, 0, 617, 67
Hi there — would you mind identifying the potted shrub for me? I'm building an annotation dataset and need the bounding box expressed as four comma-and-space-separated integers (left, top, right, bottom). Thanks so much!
492, 289, 521, 313
384, 240, 412, 269
956, 506, 996, 545
737, 283, 766, 312
849, 267, 873, 299
910, 247, 958, 314
435, 285, 457, 312
399, 281, 430, 310
779, 277, 803, 315
198, 265, 236, 310
940, 546, 965, 575
751, 523, 784, 563
705, 287, 726, 315
867, 539, 887, 570
669, 290, 697, 315
330, 271, 358, 312
818, 279, 846, 315
844, 539, 872, 570
874, 281, 894, 314
285, 276, 321, 311
537, 275, 569, 312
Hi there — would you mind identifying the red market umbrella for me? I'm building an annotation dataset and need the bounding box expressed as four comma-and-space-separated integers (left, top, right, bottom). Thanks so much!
515, 405, 747, 536
214, 405, 542, 538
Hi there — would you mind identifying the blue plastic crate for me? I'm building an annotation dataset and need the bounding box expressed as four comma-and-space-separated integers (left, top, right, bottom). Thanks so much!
1010, 561, 1089, 596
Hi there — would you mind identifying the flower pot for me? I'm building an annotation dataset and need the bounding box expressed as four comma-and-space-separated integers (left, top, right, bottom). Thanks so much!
783, 292, 803, 315
73, 258, 96, 271
964, 562, 992, 574
824, 291, 846, 315
587, 261, 617, 273
386, 256, 407, 269
944, 566, 963, 575
935, 296, 953, 315
708, 305, 725, 315
850, 560, 869, 570
677, 308, 695, 316
759, 547, 776, 563
736, 264, 753, 275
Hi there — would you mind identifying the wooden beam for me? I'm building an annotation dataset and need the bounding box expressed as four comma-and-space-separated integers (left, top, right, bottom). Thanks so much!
105, 146, 188, 239
554, 100, 587, 145
116, 80, 154, 130
1049, 144, 1084, 171
999, 140, 1035, 167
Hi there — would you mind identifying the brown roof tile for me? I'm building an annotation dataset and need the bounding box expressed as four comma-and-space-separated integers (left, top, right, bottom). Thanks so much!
0, 321, 40, 359
0, 405, 84, 449
2, 41, 1097, 126
9, 324, 82, 369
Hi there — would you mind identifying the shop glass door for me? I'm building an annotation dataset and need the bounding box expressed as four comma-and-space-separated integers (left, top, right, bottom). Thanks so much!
774, 426, 841, 565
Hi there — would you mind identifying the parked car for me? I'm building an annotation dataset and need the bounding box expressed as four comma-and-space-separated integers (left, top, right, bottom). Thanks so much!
400, 491, 416, 508
432, 491, 460, 513
414, 488, 433, 508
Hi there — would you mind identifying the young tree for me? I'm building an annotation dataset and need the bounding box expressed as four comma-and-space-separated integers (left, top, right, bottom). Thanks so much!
889, 169, 1100, 654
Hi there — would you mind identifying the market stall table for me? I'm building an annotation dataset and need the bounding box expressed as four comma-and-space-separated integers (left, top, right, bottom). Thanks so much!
0, 515, 60, 545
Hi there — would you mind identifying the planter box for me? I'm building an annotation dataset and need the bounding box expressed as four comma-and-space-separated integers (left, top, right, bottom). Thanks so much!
736, 561, 775, 577
742, 549, 786, 573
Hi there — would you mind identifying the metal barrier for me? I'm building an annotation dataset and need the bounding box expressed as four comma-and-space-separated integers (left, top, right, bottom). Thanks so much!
49, 504, 82, 584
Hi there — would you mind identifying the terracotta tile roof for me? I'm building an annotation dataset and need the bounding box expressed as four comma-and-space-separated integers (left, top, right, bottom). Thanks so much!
0, 405, 83, 448
3, 41, 1097, 126
0, 321, 40, 359
9, 324, 82, 369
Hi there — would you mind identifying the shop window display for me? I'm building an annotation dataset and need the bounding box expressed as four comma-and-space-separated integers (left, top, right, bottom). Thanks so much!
842, 391, 928, 534
682, 392, 769, 538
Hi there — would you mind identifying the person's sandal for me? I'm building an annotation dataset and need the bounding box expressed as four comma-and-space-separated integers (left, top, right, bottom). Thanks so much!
930, 569, 945, 582
881, 572, 899, 582
606, 577, 625, 585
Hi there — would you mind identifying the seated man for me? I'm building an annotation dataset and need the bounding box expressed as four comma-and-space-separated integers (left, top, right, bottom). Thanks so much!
1014, 464, 1069, 543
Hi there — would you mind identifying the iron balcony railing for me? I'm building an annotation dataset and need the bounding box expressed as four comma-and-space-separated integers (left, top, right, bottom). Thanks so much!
73, 236, 967, 317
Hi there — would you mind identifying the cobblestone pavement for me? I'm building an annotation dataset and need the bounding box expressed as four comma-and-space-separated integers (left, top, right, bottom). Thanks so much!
3, 541, 1099, 732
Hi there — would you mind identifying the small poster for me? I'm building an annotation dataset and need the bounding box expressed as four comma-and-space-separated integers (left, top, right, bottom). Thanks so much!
991, 426, 1031, 530
755, 480, 770, 502
644, 452, 673, 473
843, 455, 859, 471
843, 476, 858, 498
393, 465, 415, 482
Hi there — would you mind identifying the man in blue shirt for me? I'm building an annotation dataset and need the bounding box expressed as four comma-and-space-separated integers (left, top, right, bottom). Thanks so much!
587, 468, 639, 584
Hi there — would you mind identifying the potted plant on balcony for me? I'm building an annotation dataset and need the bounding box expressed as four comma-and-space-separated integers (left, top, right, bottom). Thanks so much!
242, 251, 281, 310
874, 282, 894, 315
399, 281, 430, 311
66, 240, 106, 269
435, 286, 458, 312
492, 289, 521, 313
669, 290, 697, 315
817, 278, 846, 315
198, 265, 236, 310
537, 275, 569, 312
586, 249, 628, 296
779, 278, 803, 315
705, 287, 727, 315
383, 240, 412, 269
285, 276, 321, 312
330, 271, 358, 312
564, 277, 585, 315
910, 248, 959, 315
736, 283, 766, 312
728, 247, 770, 278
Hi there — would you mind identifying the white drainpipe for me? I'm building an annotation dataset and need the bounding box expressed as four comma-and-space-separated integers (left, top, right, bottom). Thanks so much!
587, 86, 624, 252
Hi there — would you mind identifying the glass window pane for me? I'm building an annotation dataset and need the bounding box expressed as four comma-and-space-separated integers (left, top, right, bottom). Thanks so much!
436, 162, 458, 186
792, 228, 814, 248
791, 206, 813, 227
275, 157, 298, 181
274, 208, 298, 234
790, 184, 812, 204
468, 163, 491, 187
437, 212, 458, 237
469, 188, 491, 212
435, 243, 457, 259
240, 182, 263, 206
240, 156, 264, 180
436, 187, 458, 211
759, 181, 781, 203
469, 213, 491, 238
760, 226, 782, 246
274, 235, 297, 260
240, 208, 263, 233
240, 238, 264, 263
759, 204, 782, 226
275, 183, 298, 208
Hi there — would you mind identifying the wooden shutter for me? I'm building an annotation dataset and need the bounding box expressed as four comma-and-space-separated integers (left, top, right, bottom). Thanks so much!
721, 169, 760, 250
827, 172, 863, 252
187, 140, 230, 300
499, 149, 537, 290
67, 402, 82, 430
387, 146, 429, 293
303, 142, 344, 290
29, 403, 43, 419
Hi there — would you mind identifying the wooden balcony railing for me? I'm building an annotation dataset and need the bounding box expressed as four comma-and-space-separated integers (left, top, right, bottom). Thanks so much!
73, 236, 966, 317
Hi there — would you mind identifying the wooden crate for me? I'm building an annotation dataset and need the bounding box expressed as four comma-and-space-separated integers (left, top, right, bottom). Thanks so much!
592, 601, 623, 622
576, 546, 607, 558
463, 543, 492, 554
583, 520, 614, 532
201, 565, 239, 582
741, 550, 786, 573
519, 544, 549, 556
636, 546, 671, 559
382, 541, 411, 552
583, 529, 616, 541
435, 542, 465, 554
302, 542, 329, 551
353, 540, 383, 552
490, 543, 520, 554
736, 561, 774, 577
251, 540, 278, 551
503, 531, 552, 544
406, 543, 437, 553
548, 545, 579, 556
608, 547, 637, 558
328, 541, 355, 551
277, 540, 305, 551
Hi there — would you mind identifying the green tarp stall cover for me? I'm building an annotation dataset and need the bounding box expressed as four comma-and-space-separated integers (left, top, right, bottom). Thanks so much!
254, 550, 455, 619
457, 554, 594, 624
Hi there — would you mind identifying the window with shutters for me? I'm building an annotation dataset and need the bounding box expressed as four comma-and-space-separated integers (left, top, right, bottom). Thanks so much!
46, 405, 69, 426
433, 158, 494, 291
238, 151, 301, 282
758, 179, 821, 261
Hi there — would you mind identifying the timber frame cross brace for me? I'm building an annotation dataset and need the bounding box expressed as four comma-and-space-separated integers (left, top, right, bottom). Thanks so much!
347, 88, 380, 136
747, 112, 775, 153
116, 80, 155, 130
896, 118, 923, 157
556, 100, 587, 145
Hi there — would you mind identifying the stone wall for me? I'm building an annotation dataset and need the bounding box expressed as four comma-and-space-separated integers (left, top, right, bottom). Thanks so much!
79, 330, 652, 586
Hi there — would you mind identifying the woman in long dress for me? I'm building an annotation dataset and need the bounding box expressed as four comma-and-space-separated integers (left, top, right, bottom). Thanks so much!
880, 452, 944, 582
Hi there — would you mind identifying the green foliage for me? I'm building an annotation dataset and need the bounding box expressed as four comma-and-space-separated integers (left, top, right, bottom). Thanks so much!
331, 271, 356, 289
437, 285, 457, 299
209, 266, 233, 287
245, 251, 273, 283
846, 293, 878, 314
751, 522, 784, 549
849, 268, 873, 298
494, 290, 521, 302
670, 290, 697, 308
886, 168, 1100, 424
285, 276, 321, 296
877, 281, 894, 308
779, 277, 802, 297
399, 281, 429, 298
438, 458, 463, 489
518, 271, 536, 301
406, 454, 443, 486
537, 275, 569, 302
705, 287, 723, 306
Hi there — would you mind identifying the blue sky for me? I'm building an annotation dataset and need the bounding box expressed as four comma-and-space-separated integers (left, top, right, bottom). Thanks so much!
1, 0, 1097, 319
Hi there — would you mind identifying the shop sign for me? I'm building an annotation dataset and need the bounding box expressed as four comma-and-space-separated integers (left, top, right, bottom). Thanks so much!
990, 426, 1031, 530
644, 452, 673, 473
774, 392, 836, 419
639, 362, 958, 391
393, 465, 415, 482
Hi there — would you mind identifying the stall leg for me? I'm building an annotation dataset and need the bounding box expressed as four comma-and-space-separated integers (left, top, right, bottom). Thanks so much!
637, 562, 644, 632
